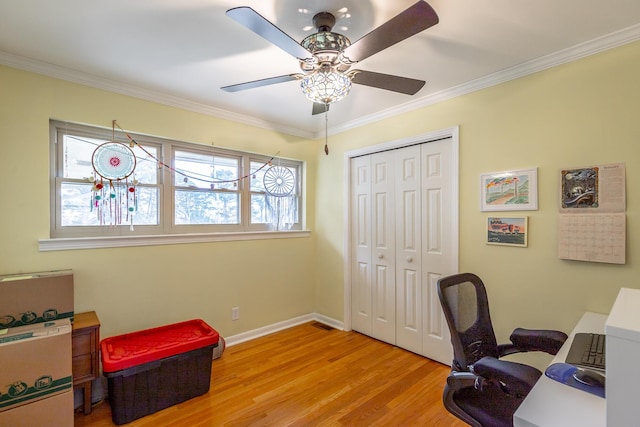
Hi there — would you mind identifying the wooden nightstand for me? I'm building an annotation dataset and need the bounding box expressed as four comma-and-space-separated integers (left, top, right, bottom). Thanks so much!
72, 311, 100, 415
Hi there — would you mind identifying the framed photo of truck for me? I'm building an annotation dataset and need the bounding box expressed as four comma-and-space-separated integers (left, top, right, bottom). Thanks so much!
487, 216, 528, 247
480, 168, 538, 211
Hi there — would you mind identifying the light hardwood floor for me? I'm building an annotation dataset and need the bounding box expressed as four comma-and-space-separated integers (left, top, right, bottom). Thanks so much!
74, 322, 466, 426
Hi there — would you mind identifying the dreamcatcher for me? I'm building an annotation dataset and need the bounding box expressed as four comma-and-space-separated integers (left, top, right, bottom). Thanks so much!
263, 165, 297, 230
90, 128, 138, 228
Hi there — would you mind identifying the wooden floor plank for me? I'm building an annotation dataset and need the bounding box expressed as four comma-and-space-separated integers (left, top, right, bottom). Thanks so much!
74, 323, 466, 426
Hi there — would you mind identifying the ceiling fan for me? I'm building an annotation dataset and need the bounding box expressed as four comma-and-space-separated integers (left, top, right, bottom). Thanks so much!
221, 1, 439, 116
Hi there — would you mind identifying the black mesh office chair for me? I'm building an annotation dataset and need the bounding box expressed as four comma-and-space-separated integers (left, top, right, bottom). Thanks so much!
436, 273, 568, 427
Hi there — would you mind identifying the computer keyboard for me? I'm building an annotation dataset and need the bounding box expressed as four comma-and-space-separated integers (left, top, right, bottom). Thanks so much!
581, 333, 606, 368
565, 333, 606, 371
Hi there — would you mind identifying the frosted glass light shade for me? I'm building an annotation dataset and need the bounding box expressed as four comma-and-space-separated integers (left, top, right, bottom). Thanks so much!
300, 69, 352, 104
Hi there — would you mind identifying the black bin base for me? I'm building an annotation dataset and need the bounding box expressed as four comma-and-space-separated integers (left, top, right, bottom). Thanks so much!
105, 344, 215, 425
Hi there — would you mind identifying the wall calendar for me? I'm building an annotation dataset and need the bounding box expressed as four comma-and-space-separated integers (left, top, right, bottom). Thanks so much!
558, 163, 626, 264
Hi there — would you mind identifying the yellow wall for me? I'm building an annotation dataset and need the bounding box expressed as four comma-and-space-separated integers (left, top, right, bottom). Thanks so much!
0, 65, 318, 339
315, 40, 640, 355
1, 40, 639, 353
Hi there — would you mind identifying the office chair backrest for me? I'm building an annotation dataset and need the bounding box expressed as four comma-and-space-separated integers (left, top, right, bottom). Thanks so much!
437, 272, 499, 371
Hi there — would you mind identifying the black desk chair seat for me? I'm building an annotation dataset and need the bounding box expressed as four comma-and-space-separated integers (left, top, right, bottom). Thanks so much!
437, 273, 568, 427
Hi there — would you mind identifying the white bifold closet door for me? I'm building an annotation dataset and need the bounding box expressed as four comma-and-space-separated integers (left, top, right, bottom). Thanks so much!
350, 139, 453, 364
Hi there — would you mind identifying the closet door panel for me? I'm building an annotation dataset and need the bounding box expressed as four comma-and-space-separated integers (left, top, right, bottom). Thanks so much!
395, 145, 423, 354
421, 142, 454, 364
351, 156, 372, 335
371, 153, 396, 343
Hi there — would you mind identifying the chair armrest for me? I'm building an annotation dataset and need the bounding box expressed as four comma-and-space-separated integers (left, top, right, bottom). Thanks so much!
446, 371, 480, 391
509, 328, 568, 355
472, 356, 541, 398
443, 373, 484, 427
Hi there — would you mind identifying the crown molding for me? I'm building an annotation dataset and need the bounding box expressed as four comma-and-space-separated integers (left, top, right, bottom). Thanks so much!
0, 51, 315, 139
324, 23, 640, 138
2, 23, 639, 140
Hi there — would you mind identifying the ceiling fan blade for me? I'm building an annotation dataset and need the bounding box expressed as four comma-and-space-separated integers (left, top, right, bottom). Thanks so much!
226, 7, 313, 60
221, 74, 299, 92
312, 103, 329, 115
352, 70, 425, 95
342, 1, 439, 63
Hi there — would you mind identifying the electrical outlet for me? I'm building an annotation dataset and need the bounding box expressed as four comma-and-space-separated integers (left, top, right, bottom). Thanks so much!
231, 307, 240, 321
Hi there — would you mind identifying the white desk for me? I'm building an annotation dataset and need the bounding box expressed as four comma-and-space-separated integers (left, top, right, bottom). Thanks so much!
513, 312, 607, 427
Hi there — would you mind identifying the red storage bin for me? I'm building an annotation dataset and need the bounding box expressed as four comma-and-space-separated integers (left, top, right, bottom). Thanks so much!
101, 319, 219, 425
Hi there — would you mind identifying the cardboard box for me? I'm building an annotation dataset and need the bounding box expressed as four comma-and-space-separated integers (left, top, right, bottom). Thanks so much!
0, 270, 73, 328
0, 320, 73, 413
0, 390, 73, 427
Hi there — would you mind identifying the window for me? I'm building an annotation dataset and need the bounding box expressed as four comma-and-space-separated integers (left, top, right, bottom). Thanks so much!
50, 121, 303, 239
173, 149, 241, 227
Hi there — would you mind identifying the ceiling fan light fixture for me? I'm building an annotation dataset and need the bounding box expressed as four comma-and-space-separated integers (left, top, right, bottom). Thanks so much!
300, 68, 353, 105
223, 3, 439, 115
301, 31, 350, 53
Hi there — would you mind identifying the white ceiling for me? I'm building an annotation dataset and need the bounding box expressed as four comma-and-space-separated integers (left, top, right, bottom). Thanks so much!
1, 0, 640, 138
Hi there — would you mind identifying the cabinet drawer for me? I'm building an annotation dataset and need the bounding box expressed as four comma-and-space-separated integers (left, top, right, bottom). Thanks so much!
73, 353, 95, 382
72, 332, 93, 356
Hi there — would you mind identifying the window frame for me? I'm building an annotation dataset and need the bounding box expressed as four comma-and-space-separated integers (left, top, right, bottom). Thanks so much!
49, 120, 304, 243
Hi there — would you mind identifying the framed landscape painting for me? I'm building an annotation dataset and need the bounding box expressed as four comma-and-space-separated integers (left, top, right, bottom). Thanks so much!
486, 216, 528, 247
480, 168, 538, 211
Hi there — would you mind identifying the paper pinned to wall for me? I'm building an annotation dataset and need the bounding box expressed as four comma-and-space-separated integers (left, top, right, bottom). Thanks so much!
558, 213, 625, 264
558, 162, 626, 264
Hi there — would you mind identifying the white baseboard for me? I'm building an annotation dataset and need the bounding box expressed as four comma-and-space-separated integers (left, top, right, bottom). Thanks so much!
225, 313, 344, 347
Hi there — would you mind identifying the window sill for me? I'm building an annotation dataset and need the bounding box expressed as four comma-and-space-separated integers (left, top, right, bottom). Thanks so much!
39, 230, 312, 251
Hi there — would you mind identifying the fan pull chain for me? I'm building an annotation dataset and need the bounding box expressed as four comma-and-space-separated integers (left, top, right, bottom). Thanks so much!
324, 103, 329, 155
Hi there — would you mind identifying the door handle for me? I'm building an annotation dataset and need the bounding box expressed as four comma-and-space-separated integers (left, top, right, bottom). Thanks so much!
406, 256, 413, 263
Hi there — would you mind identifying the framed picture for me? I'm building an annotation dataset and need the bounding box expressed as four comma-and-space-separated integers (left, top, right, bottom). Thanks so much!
487, 216, 528, 247
480, 168, 538, 211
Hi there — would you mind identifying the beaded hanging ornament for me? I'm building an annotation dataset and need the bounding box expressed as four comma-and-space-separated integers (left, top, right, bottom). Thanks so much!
87, 120, 284, 230
90, 138, 138, 228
